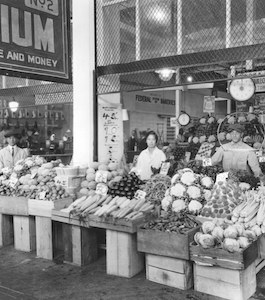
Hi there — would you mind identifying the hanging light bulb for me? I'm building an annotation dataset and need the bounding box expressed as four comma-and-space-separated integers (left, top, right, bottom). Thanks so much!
155, 68, 176, 81
9, 100, 19, 112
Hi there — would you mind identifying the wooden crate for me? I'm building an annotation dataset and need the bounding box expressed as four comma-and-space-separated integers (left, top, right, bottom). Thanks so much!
0, 196, 28, 215
51, 210, 98, 266
28, 197, 73, 218
190, 240, 258, 270
106, 229, 144, 278
146, 254, 193, 290
255, 257, 265, 274
194, 262, 257, 300
137, 227, 200, 260
13, 215, 36, 252
88, 214, 144, 234
0, 214, 13, 247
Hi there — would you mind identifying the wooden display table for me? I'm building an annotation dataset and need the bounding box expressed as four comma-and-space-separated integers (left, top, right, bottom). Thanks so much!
28, 198, 73, 260
0, 196, 35, 252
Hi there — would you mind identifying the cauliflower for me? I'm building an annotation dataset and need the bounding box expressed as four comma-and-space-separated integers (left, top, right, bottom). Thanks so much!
207, 135, 216, 143
200, 176, 214, 189
187, 185, 201, 199
238, 116, 246, 123
170, 183, 186, 197
180, 172, 197, 186
218, 132, 226, 141
227, 116, 236, 124
172, 199, 186, 212
223, 238, 240, 252
188, 200, 202, 214
199, 135, 206, 143
161, 195, 173, 211
24, 160, 34, 168
199, 117, 206, 124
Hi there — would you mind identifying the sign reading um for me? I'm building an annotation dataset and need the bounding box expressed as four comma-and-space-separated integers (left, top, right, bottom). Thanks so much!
0, 0, 71, 82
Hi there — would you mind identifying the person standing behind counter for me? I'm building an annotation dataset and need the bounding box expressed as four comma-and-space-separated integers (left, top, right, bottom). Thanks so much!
0, 129, 28, 170
135, 131, 166, 180
211, 124, 262, 177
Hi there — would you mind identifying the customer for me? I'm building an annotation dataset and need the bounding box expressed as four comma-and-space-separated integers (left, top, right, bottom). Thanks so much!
0, 129, 28, 170
211, 124, 262, 177
135, 131, 166, 180
139, 131, 147, 151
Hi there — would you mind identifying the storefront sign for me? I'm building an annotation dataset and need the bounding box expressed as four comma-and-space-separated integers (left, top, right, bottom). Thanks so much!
98, 103, 123, 164
35, 92, 72, 105
203, 96, 215, 113
238, 71, 265, 92
0, 0, 71, 82
236, 102, 249, 113
135, 95, 175, 106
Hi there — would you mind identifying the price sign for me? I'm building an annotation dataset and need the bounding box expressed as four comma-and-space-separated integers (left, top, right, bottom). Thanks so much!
216, 172, 229, 183
95, 171, 108, 183
202, 158, 212, 167
259, 156, 265, 163
39, 191, 46, 200
134, 190, 146, 200
8, 177, 18, 189
160, 162, 170, 175
95, 183, 108, 196
54, 176, 67, 187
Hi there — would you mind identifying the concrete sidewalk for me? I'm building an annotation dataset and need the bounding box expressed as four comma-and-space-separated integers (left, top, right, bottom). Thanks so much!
0, 246, 265, 300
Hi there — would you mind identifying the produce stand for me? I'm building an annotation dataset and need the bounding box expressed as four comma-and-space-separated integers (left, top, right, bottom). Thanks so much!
51, 209, 98, 266
28, 197, 73, 260
0, 196, 36, 252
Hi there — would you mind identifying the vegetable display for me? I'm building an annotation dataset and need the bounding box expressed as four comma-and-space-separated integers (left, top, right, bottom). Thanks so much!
228, 169, 260, 189
140, 209, 199, 233
186, 160, 224, 181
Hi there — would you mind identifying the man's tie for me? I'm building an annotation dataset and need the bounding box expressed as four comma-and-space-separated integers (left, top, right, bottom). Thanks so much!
11, 147, 14, 157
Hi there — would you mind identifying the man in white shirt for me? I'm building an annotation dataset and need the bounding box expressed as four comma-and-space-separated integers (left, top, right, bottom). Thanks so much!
0, 129, 27, 170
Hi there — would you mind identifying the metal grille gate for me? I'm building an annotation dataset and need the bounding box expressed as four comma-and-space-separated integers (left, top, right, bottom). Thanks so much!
95, 0, 265, 94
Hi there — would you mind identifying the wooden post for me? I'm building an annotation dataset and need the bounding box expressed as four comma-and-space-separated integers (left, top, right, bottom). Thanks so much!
0, 214, 14, 247
35, 216, 52, 259
13, 216, 36, 252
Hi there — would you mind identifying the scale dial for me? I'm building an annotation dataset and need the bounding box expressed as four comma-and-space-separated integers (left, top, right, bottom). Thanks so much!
229, 78, 255, 101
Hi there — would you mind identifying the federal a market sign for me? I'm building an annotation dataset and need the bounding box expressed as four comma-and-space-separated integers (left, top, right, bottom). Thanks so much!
0, 0, 71, 83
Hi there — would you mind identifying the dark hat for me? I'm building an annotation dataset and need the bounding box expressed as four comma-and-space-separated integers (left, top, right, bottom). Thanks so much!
4, 129, 21, 138
227, 124, 244, 133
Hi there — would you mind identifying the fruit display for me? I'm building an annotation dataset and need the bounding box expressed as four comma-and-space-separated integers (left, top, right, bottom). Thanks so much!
231, 187, 265, 234
0, 156, 70, 200
79, 159, 125, 196
108, 172, 144, 199
63, 193, 154, 220
193, 219, 258, 252
228, 169, 260, 189
140, 209, 199, 234
199, 180, 244, 219
186, 160, 224, 181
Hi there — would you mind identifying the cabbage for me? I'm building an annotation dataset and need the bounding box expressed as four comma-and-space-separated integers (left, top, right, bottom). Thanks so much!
199, 234, 215, 249
161, 195, 173, 211
233, 223, 245, 237
188, 200, 202, 214
238, 236, 251, 249
194, 232, 203, 245
172, 199, 186, 213
243, 230, 257, 241
250, 225, 262, 237
202, 221, 215, 234
200, 176, 213, 189
223, 238, 240, 252
211, 226, 224, 243
224, 225, 238, 239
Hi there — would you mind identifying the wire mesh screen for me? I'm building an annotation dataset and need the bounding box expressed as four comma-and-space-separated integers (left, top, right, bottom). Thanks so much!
96, 0, 265, 94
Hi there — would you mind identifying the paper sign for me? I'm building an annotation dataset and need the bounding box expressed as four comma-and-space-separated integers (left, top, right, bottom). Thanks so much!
8, 177, 18, 189
202, 158, 212, 167
170, 117, 177, 127
160, 162, 170, 175
216, 172, 229, 183
95, 183, 108, 196
39, 191, 46, 200
259, 156, 265, 163
54, 176, 68, 187
203, 96, 215, 113
134, 190, 146, 200
95, 171, 108, 183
